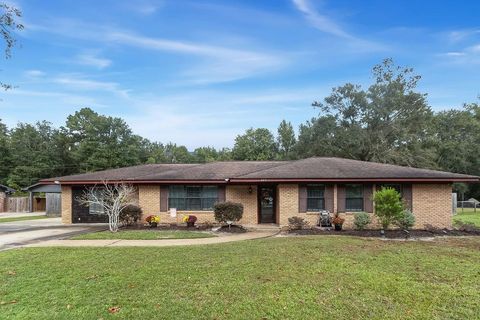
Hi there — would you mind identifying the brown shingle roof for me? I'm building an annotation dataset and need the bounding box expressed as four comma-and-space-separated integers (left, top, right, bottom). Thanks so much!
41, 157, 479, 184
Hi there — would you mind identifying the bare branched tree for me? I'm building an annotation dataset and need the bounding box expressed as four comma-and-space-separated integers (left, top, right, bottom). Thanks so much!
0, 3, 24, 91
77, 181, 137, 232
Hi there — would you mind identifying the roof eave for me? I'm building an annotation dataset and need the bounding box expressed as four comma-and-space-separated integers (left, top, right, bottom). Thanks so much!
39, 179, 229, 185
228, 177, 479, 183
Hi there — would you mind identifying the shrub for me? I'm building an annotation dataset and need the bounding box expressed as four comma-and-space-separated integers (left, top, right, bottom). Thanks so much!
288, 216, 309, 230
353, 212, 371, 230
213, 201, 244, 224
395, 210, 415, 231
373, 187, 404, 230
119, 205, 143, 226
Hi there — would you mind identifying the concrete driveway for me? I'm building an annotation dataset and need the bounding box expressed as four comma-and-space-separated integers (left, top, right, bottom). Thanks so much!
0, 216, 106, 251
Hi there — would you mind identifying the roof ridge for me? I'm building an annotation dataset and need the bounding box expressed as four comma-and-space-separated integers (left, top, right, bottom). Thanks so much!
233, 160, 295, 178
130, 163, 206, 180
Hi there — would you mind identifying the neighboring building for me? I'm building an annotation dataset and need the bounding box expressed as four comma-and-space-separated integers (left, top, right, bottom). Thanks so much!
39, 157, 479, 229
0, 184, 16, 212
23, 183, 62, 216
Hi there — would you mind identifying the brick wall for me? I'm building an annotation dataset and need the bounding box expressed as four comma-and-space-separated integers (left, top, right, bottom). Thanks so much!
61, 185, 72, 224
60, 182, 453, 229
412, 183, 452, 229
138, 184, 160, 221
226, 185, 258, 224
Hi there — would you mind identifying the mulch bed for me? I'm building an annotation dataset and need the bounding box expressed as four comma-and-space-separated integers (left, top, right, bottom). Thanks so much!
287, 228, 480, 239
215, 225, 247, 233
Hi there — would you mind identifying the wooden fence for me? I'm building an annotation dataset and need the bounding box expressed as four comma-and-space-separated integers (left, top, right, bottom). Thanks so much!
46, 193, 61, 216
2, 196, 47, 213
6, 197, 29, 212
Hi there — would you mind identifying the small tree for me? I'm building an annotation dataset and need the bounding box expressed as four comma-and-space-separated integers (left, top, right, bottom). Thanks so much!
213, 201, 243, 225
77, 181, 137, 232
373, 188, 404, 230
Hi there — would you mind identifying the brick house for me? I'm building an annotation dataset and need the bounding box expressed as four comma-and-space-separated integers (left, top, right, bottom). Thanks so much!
39, 157, 478, 229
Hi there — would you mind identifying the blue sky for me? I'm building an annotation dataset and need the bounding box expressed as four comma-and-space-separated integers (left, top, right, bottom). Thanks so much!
1, 0, 480, 148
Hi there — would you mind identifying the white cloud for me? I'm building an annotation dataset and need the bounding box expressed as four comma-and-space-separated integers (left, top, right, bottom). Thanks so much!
54, 75, 130, 98
439, 43, 480, 64
26, 19, 290, 84
444, 52, 466, 57
446, 29, 480, 43
291, 0, 386, 52
24, 69, 45, 78
292, 0, 351, 38
75, 53, 112, 69
123, 88, 321, 148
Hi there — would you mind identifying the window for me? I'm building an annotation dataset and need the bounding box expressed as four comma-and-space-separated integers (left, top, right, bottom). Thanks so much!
168, 185, 218, 211
378, 184, 402, 196
89, 189, 105, 215
345, 184, 363, 212
306, 184, 325, 211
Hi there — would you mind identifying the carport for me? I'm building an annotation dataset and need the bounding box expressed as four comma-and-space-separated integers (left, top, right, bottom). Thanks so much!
23, 183, 61, 216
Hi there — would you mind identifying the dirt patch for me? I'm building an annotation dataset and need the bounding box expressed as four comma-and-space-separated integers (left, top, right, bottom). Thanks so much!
286, 228, 480, 239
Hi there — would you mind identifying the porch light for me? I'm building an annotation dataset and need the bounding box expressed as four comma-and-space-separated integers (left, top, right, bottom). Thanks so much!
248, 186, 253, 194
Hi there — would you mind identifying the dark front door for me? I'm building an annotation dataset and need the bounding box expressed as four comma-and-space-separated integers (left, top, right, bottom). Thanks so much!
258, 185, 276, 223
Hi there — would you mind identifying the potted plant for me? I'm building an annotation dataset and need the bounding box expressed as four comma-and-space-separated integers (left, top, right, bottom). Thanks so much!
331, 213, 345, 231
145, 215, 160, 228
182, 215, 197, 228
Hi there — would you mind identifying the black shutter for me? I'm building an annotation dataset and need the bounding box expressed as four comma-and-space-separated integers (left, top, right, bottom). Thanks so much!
218, 185, 226, 203
363, 184, 373, 213
325, 184, 334, 212
160, 186, 169, 212
337, 184, 346, 213
299, 185, 307, 213
402, 184, 412, 210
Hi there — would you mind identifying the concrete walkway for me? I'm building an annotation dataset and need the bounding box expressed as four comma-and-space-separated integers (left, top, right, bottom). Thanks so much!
26, 231, 279, 248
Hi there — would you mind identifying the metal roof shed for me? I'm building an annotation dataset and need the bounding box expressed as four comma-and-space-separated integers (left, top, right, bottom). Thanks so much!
23, 183, 61, 216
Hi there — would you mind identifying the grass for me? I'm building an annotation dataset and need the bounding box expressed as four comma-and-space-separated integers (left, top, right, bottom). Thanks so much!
1, 236, 480, 319
453, 209, 480, 227
0, 215, 50, 223
70, 229, 216, 240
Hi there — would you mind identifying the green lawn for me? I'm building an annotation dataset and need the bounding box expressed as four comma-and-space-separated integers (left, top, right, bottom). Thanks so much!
453, 210, 480, 227
70, 229, 216, 240
1, 237, 479, 319
0, 215, 50, 223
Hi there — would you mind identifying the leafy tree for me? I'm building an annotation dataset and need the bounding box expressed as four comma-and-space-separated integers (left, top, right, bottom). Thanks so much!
7, 121, 63, 188
217, 147, 233, 161
276, 120, 296, 159
0, 3, 23, 90
163, 143, 193, 163
65, 108, 145, 172
0, 118, 11, 184
193, 146, 218, 163
232, 128, 277, 160
373, 187, 404, 230
297, 58, 436, 167
433, 102, 480, 199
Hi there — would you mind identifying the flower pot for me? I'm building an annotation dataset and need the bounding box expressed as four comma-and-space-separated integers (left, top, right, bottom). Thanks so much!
150, 222, 158, 228
334, 224, 343, 231
186, 222, 195, 228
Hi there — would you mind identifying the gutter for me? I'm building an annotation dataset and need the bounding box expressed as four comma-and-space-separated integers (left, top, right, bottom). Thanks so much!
39, 177, 479, 185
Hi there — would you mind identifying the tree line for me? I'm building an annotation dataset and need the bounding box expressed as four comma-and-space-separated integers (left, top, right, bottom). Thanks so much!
0, 59, 479, 198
